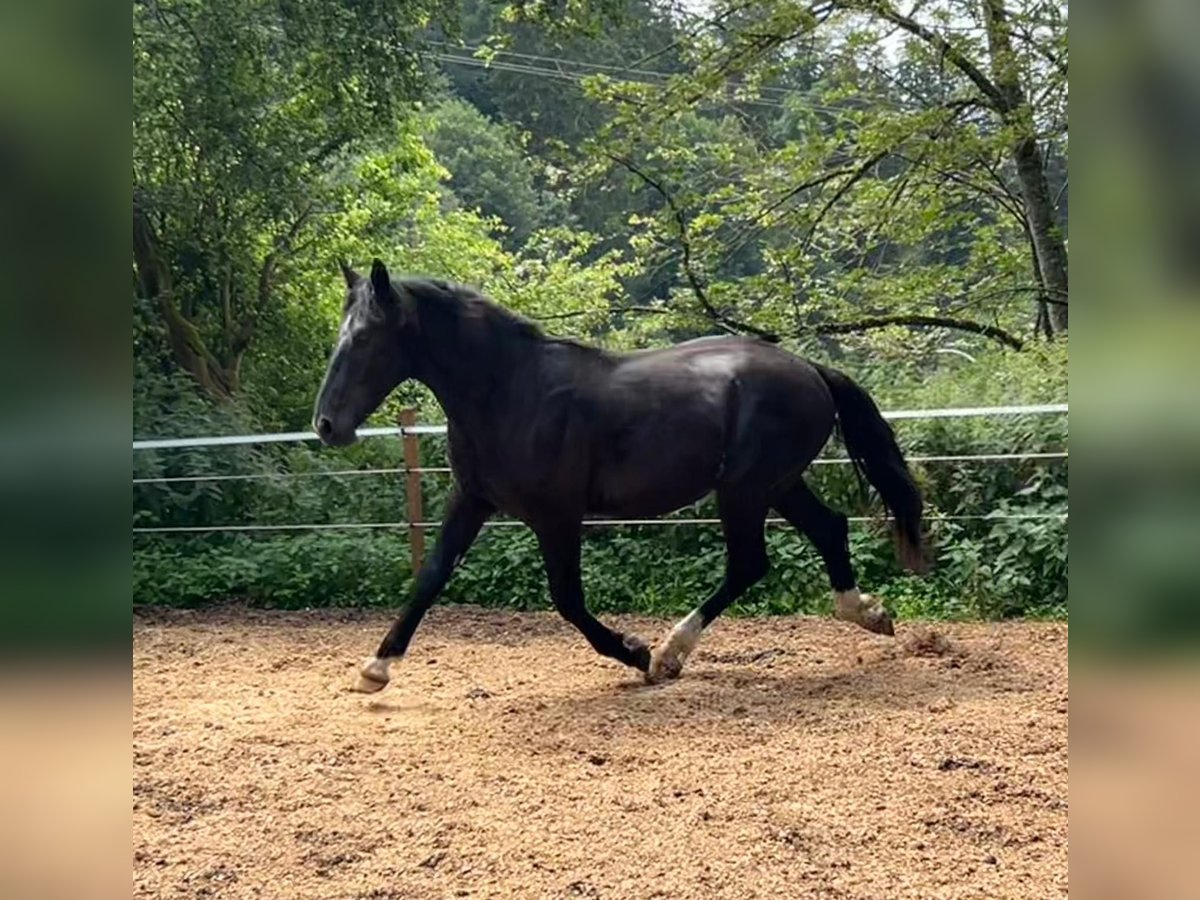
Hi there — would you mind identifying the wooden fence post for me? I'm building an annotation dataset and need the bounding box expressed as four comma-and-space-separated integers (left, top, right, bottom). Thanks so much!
399, 408, 425, 574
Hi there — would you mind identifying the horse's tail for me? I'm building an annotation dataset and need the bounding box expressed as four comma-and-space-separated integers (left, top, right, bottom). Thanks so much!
813, 363, 927, 572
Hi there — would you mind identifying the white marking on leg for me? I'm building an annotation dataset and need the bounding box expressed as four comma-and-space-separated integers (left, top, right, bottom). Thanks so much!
664, 609, 704, 658
353, 656, 397, 693
648, 609, 704, 682
833, 588, 894, 636
834, 588, 867, 624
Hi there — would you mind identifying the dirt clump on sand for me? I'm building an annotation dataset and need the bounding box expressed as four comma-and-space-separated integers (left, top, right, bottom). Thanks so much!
902, 625, 957, 658
134, 606, 1067, 899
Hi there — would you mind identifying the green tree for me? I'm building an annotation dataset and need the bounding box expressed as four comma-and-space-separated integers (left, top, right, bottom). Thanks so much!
132, 0, 458, 399
238, 127, 632, 430
423, 99, 569, 248
573, 0, 1067, 351
432, 0, 692, 267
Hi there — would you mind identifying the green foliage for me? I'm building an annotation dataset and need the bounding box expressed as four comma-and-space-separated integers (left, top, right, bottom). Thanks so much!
571, 0, 1068, 353
134, 534, 413, 609
133, 0, 459, 396
134, 345, 1066, 620
170, 115, 632, 431
423, 99, 570, 248
132, 0, 1068, 624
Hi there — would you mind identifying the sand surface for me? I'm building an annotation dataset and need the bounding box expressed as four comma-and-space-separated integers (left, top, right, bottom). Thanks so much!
133, 606, 1067, 899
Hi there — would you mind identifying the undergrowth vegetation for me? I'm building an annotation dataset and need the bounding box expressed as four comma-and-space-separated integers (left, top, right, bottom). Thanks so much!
132, 0, 1069, 622
134, 346, 1067, 620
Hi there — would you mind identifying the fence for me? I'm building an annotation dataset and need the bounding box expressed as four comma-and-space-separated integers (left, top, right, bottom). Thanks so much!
133, 403, 1068, 575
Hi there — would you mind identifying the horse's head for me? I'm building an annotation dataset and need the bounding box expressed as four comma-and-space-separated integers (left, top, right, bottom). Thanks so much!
312, 259, 411, 447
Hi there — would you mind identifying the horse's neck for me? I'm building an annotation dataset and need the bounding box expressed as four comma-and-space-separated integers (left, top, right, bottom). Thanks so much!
411, 321, 538, 432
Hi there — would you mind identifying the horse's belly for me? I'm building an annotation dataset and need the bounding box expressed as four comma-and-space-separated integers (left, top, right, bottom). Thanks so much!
587, 449, 720, 518
589, 484, 714, 519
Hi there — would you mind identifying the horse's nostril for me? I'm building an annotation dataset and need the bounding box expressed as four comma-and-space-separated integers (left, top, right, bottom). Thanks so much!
315, 416, 334, 439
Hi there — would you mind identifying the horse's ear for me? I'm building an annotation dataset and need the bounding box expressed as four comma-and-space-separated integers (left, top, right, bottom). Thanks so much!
370, 258, 393, 303
339, 261, 360, 288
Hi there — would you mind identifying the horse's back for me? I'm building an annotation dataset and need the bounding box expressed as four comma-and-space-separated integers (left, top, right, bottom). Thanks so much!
651, 338, 838, 480
582, 338, 837, 514
610, 337, 834, 431
582, 345, 731, 515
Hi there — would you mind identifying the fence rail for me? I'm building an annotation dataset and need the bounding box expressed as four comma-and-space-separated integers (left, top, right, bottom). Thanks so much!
131, 451, 1068, 486
131, 403, 1068, 451
133, 403, 1069, 571
132, 512, 1067, 535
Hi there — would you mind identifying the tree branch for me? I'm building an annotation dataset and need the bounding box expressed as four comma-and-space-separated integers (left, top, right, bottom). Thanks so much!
256, 200, 316, 312
842, 1, 1009, 112
627, 1, 760, 70
705, 164, 861, 279
897, 152, 1026, 228
811, 314, 1025, 350
851, 103, 968, 267
132, 197, 171, 300
800, 148, 889, 250
133, 199, 235, 398
533, 305, 672, 322
1052, 177, 1068, 211
608, 153, 781, 342
1010, 24, 1067, 80
752, 166, 861, 230
965, 285, 1067, 306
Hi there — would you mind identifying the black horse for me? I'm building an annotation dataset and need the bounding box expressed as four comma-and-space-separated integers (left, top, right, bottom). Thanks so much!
314, 260, 925, 691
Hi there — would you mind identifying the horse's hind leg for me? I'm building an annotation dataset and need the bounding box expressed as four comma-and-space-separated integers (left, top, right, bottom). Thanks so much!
647, 492, 770, 683
773, 481, 893, 635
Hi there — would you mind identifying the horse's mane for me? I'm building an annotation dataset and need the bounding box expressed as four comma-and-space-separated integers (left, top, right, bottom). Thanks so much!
398, 277, 545, 344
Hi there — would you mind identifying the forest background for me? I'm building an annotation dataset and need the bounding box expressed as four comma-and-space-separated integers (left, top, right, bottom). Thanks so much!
132, 0, 1068, 620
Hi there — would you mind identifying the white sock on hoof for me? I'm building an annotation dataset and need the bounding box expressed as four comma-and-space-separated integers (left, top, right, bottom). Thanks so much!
834, 588, 868, 624
833, 588, 892, 634
353, 656, 394, 693
663, 609, 704, 659
648, 609, 704, 681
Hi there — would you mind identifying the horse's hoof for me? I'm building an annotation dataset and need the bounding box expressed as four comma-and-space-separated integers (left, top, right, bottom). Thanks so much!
352, 657, 391, 693
858, 593, 895, 636
835, 590, 895, 637
623, 634, 652, 673
645, 647, 684, 684
352, 674, 389, 693
862, 609, 895, 636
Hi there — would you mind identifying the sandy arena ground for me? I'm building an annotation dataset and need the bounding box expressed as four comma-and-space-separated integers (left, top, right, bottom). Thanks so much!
133, 606, 1067, 899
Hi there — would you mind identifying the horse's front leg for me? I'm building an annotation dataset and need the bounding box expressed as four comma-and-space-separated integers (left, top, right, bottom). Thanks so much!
534, 522, 651, 673
353, 490, 493, 692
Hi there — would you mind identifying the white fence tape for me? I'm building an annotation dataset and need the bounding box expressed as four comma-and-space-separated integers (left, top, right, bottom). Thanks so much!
131, 403, 1067, 451
131, 451, 1068, 486
133, 512, 1067, 535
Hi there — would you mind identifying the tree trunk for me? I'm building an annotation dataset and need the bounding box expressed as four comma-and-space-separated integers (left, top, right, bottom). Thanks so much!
981, 0, 1069, 332
133, 203, 238, 399
1022, 218, 1055, 339
852, 0, 1070, 335
1012, 135, 1068, 331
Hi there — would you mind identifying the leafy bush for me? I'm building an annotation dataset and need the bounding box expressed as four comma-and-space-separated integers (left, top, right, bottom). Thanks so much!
134, 343, 1066, 621
134, 533, 413, 609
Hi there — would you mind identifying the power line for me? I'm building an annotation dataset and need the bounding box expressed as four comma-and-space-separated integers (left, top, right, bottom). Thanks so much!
430, 51, 791, 111
429, 41, 825, 103
428, 41, 694, 85
429, 49, 892, 121
428, 34, 1025, 114
132, 467, 454, 485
